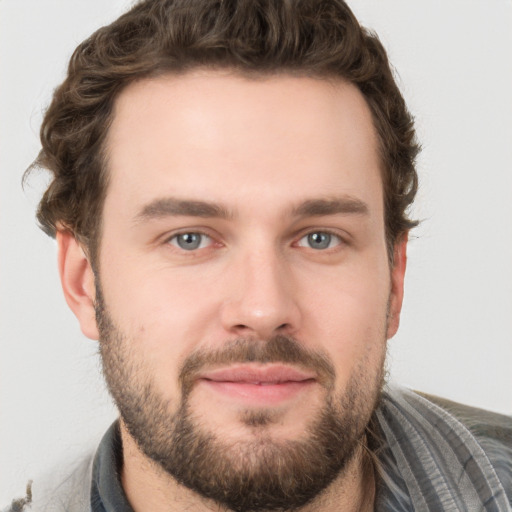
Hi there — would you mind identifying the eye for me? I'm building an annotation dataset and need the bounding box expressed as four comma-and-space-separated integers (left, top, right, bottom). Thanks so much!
168, 232, 212, 251
297, 231, 342, 250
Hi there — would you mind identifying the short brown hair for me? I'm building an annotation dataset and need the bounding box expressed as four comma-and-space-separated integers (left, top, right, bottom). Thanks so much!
29, 0, 419, 264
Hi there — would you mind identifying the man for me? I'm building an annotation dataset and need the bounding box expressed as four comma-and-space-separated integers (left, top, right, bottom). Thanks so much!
5, 0, 511, 511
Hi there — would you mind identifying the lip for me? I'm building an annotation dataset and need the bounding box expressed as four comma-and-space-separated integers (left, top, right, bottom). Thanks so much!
200, 364, 316, 383
196, 364, 317, 405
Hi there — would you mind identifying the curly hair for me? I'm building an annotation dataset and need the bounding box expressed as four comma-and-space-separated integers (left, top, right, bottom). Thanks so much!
29, 0, 419, 264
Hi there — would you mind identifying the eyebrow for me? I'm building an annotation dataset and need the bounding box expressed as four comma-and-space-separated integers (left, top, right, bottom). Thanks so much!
134, 195, 369, 224
135, 198, 233, 223
291, 197, 369, 217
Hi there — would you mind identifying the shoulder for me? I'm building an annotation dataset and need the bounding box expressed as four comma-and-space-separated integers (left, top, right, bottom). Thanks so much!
380, 386, 512, 453
416, 390, 512, 500
416, 391, 512, 449
2, 453, 94, 512
375, 386, 512, 510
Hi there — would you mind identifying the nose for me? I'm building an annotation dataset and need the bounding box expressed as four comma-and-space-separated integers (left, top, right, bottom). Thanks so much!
220, 248, 302, 340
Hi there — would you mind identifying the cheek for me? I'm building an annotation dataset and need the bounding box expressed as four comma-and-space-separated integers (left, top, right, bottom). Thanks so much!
299, 262, 390, 378
99, 259, 226, 382
102, 252, 213, 325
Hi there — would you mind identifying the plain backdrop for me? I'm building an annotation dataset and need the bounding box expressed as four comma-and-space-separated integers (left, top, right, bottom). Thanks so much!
1, 0, 511, 503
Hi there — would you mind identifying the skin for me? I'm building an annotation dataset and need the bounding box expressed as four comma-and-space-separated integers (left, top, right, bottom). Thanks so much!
57, 71, 407, 511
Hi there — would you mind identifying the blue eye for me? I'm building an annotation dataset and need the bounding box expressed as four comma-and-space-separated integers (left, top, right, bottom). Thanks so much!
298, 232, 341, 250
169, 232, 212, 251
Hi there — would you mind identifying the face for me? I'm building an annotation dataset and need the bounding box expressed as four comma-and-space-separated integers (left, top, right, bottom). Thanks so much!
62, 71, 406, 510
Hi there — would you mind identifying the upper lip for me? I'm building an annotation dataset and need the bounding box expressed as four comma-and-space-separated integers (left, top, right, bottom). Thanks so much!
198, 364, 317, 384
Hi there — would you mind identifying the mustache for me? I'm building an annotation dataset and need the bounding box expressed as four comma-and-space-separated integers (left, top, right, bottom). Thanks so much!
179, 335, 336, 396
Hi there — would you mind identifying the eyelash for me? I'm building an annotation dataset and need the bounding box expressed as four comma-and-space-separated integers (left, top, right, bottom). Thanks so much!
295, 230, 345, 251
164, 228, 347, 254
166, 231, 216, 251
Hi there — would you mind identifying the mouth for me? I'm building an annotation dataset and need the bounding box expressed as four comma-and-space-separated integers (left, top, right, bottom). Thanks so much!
196, 364, 317, 405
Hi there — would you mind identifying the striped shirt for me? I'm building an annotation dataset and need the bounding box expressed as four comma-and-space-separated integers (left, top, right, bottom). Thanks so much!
375, 386, 512, 511
4, 386, 512, 511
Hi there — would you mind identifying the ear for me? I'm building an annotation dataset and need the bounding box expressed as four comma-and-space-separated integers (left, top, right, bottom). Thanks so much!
386, 234, 408, 339
57, 230, 99, 340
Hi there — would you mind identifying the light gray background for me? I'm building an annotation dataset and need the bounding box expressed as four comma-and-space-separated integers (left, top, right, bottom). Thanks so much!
1, 0, 511, 503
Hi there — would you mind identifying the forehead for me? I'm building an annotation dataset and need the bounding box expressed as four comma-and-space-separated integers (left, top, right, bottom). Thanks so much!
104, 71, 382, 218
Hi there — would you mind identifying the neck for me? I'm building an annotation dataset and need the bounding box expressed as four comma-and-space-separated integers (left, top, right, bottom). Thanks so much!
120, 422, 375, 512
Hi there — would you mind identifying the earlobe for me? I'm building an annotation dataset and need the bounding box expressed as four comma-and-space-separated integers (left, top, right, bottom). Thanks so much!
57, 230, 99, 340
386, 235, 408, 339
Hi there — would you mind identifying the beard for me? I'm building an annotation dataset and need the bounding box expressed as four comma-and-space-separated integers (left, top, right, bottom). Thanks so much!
95, 287, 385, 512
